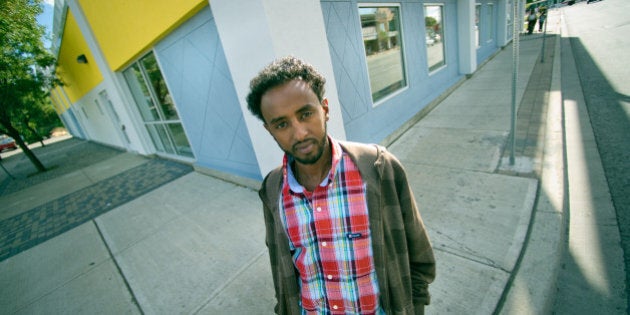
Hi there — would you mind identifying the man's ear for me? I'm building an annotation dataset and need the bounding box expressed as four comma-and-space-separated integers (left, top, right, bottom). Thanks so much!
322, 98, 329, 120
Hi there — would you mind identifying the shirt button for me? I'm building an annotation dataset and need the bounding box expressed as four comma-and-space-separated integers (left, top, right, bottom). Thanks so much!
322, 242, 327, 246
327, 275, 333, 280
333, 305, 339, 310
316, 207, 322, 212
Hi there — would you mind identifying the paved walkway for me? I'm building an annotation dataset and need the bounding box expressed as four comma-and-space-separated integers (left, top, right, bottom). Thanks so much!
0, 10, 569, 315
0, 140, 192, 261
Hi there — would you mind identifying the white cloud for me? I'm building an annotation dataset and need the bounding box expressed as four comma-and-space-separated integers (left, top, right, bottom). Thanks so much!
43, 0, 55, 6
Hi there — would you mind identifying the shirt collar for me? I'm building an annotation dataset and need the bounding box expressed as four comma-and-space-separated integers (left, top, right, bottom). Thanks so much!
283, 136, 342, 193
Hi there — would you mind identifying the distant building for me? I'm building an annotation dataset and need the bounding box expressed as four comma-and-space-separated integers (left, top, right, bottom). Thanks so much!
49, 0, 516, 182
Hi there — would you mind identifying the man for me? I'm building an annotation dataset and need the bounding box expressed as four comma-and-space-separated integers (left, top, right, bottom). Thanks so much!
246, 56, 435, 314
526, 8, 537, 35
537, 7, 547, 32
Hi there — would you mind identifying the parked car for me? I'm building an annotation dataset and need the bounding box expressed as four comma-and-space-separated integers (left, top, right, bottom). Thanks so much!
0, 135, 18, 152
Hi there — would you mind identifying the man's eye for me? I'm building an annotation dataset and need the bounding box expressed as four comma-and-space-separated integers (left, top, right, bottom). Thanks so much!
275, 122, 287, 129
301, 111, 313, 119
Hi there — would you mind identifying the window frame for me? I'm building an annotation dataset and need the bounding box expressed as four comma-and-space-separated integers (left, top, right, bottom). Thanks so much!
424, 3, 447, 74
487, 3, 495, 44
358, 2, 409, 107
475, 3, 482, 48
122, 50, 194, 159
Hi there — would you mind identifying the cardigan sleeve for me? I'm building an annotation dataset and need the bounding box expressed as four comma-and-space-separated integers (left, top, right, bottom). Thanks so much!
386, 149, 437, 306
259, 172, 283, 313
259, 169, 302, 315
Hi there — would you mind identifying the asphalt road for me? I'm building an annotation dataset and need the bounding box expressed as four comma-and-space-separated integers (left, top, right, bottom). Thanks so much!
555, 0, 630, 313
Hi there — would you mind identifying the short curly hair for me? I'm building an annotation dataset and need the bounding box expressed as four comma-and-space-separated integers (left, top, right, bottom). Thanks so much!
246, 56, 326, 122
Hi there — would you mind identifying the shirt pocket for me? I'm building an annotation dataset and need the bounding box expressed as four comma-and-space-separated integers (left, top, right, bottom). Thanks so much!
340, 227, 375, 277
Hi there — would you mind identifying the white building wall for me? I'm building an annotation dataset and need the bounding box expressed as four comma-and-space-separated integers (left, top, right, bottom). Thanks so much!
458, 0, 477, 75
71, 83, 124, 148
212, 0, 346, 178
497, 0, 510, 47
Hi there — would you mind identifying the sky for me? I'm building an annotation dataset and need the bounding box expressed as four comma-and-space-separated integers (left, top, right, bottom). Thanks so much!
36, 0, 55, 49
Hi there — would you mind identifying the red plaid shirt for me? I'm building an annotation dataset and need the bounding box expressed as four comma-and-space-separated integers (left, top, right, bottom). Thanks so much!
279, 138, 382, 314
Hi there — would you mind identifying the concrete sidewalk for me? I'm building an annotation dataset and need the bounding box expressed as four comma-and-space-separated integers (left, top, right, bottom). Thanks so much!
0, 10, 565, 315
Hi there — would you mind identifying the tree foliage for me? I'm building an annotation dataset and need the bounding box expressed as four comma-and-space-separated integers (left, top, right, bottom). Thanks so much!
0, 0, 60, 172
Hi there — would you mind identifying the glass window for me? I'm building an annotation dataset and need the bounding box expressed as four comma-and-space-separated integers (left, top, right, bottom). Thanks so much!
506, 0, 513, 39
359, 6, 406, 103
424, 5, 446, 72
487, 4, 494, 41
475, 4, 481, 47
124, 64, 159, 122
140, 54, 179, 121
123, 51, 193, 158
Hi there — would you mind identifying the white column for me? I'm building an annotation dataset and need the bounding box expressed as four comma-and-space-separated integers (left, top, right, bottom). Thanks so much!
458, 0, 477, 75
497, 0, 509, 47
211, 0, 347, 178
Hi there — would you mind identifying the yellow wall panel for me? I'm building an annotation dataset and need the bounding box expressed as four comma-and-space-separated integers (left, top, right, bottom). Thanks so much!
58, 86, 71, 110
78, 0, 207, 71
56, 11, 103, 103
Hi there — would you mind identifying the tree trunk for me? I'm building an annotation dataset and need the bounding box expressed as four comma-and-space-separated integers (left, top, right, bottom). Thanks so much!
22, 116, 46, 147
25, 125, 46, 147
18, 138, 47, 172
3, 123, 47, 173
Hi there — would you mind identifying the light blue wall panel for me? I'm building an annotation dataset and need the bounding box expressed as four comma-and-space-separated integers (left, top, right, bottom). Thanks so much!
476, 1, 500, 64
155, 6, 260, 179
321, 0, 462, 144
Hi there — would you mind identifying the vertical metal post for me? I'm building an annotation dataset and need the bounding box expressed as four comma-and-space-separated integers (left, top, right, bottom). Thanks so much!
540, 0, 550, 63
540, 22, 546, 62
510, 0, 521, 165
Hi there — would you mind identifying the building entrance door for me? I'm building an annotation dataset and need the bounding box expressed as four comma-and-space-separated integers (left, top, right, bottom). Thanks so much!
98, 90, 131, 149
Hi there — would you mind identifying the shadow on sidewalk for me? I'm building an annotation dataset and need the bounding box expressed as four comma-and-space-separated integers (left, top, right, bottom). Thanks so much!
0, 138, 123, 196
554, 36, 630, 313
0, 139, 193, 262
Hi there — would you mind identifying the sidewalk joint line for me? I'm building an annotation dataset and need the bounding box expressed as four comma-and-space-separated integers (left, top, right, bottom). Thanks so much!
93, 219, 145, 315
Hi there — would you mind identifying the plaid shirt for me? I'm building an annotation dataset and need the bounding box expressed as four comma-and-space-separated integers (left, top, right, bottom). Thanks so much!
279, 138, 382, 314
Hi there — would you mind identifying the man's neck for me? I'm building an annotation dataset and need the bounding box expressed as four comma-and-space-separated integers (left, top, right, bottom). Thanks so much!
294, 140, 332, 191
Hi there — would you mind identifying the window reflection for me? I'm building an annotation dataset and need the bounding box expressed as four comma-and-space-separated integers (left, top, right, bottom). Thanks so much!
140, 54, 179, 121
124, 64, 159, 122
425, 5, 446, 72
123, 51, 193, 158
360, 6, 406, 103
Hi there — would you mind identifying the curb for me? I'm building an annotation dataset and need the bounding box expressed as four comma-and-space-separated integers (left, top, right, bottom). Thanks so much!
497, 11, 567, 314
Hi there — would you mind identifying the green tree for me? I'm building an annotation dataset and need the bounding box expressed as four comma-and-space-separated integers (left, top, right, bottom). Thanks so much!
0, 0, 60, 172
17, 95, 62, 145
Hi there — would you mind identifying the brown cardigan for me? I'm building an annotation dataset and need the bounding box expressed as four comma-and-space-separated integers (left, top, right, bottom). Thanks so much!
259, 141, 436, 315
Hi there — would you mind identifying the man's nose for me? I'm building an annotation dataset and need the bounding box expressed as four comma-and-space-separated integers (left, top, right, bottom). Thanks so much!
293, 121, 308, 141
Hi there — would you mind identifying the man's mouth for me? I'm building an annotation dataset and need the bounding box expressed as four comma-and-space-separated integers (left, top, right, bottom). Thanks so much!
293, 140, 315, 155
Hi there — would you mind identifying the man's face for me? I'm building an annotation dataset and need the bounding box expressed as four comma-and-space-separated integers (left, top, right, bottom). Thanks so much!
261, 79, 329, 165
